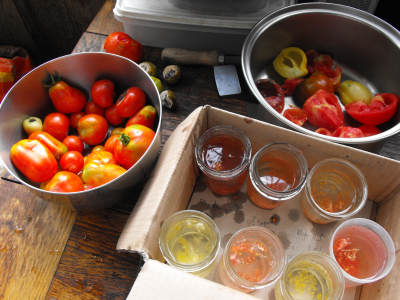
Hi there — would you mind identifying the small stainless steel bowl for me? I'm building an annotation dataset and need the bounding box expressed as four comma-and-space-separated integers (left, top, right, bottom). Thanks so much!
242, 3, 400, 152
0, 52, 162, 211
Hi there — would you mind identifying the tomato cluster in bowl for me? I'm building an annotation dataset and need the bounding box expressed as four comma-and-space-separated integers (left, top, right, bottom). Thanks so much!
10, 73, 157, 193
256, 47, 399, 139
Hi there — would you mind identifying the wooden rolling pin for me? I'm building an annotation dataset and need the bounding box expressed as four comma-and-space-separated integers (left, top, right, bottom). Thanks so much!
161, 48, 240, 66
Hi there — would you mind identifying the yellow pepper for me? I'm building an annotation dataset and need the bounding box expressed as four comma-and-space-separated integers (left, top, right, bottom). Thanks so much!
273, 47, 308, 79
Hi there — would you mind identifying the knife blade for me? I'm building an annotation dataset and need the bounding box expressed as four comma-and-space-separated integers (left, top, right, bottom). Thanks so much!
161, 48, 241, 66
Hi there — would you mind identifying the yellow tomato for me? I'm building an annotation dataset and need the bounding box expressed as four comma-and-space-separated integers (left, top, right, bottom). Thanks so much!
273, 47, 308, 79
337, 80, 373, 106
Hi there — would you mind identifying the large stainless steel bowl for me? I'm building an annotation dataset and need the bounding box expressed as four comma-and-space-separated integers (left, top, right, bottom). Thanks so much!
242, 3, 400, 152
0, 52, 162, 211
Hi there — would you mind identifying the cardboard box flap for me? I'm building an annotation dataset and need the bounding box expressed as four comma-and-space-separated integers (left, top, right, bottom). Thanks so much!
116, 106, 207, 260
128, 259, 259, 300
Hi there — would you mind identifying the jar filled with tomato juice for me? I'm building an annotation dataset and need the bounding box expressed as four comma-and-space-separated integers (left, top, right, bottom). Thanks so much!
195, 125, 252, 195
301, 158, 368, 224
275, 251, 345, 300
218, 226, 285, 293
247, 143, 308, 209
329, 218, 395, 288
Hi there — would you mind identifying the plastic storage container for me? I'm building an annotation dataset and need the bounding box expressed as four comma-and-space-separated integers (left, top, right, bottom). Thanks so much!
113, 0, 295, 55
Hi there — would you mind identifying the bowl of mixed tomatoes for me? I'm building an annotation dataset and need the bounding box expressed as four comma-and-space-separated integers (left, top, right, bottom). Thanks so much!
0, 52, 161, 210
242, 3, 400, 152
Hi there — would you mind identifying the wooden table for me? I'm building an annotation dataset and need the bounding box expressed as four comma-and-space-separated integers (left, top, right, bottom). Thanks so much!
1, 1, 400, 299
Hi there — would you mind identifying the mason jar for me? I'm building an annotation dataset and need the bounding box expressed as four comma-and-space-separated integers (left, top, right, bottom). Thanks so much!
247, 143, 308, 209
195, 125, 252, 195
159, 210, 220, 278
275, 251, 345, 300
218, 226, 285, 293
301, 158, 368, 224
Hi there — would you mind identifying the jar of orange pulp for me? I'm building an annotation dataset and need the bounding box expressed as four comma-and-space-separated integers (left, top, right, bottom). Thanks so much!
195, 125, 252, 195
301, 158, 368, 224
218, 226, 285, 293
247, 143, 308, 209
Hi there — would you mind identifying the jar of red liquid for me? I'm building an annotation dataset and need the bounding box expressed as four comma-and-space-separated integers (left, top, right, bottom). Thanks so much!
247, 143, 308, 209
218, 226, 285, 293
195, 125, 252, 195
301, 158, 368, 224
329, 218, 395, 288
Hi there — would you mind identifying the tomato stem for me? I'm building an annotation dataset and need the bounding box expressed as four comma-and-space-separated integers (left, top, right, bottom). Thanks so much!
43, 71, 61, 88
119, 133, 131, 146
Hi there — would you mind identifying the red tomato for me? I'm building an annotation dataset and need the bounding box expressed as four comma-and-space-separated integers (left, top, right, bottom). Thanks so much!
345, 93, 399, 125
358, 125, 381, 137
319, 66, 342, 91
282, 78, 304, 96
126, 105, 156, 128
115, 124, 155, 169
116, 87, 146, 118
255, 79, 285, 113
29, 131, 68, 161
110, 127, 125, 136
295, 71, 334, 104
77, 114, 109, 145
316, 128, 333, 136
43, 112, 70, 141
45, 74, 87, 114
91, 79, 115, 108
283, 107, 307, 126
103, 32, 145, 63
62, 135, 85, 153
81, 162, 126, 187
305, 49, 334, 73
105, 104, 125, 125
69, 111, 85, 129
10, 139, 58, 183
104, 135, 120, 155
85, 101, 105, 116
60, 151, 85, 174
303, 89, 345, 131
44, 171, 84, 192
332, 127, 364, 138
92, 145, 105, 152
85, 151, 118, 166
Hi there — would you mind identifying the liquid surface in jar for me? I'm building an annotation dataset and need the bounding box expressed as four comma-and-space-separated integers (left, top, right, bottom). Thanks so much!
310, 171, 356, 213
257, 157, 297, 192
285, 262, 333, 300
168, 219, 213, 265
201, 134, 246, 171
229, 237, 274, 283
333, 225, 387, 279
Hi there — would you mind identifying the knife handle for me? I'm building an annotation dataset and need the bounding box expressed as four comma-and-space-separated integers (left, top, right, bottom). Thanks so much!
161, 48, 221, 66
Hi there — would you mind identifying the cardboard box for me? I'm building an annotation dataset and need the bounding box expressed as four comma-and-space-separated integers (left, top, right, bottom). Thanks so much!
117, 106, 400, 299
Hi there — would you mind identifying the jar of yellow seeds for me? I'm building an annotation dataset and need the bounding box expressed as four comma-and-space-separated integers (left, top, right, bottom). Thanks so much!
275, 251, 345, 300
159, 210, 220, 278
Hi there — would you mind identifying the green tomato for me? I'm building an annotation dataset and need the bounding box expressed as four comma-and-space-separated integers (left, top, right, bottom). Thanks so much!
337, 80, 373, 106
151, 76, 163, 93
23, 117, 43, 135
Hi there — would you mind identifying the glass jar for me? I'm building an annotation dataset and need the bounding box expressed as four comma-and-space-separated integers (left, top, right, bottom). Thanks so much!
247, 143, 308, 209
301, 158, 368, 224
159, 210, 220, 278
195, 125, 252, 195
218, 226, 285, 293
275, 251, 345, 300
329, 218, 395, 288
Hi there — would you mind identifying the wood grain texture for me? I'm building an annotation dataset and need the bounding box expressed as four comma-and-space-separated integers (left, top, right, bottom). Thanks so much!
87, 0, 124, 35
0, 180, 77, 300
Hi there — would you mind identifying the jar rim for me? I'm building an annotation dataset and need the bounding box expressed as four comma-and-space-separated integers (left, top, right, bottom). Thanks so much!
195, 125, 252, 179
306, 158, 368, 219
159, 210, 221, 272
249, 143, 308, 200
222, 226, 286, 289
